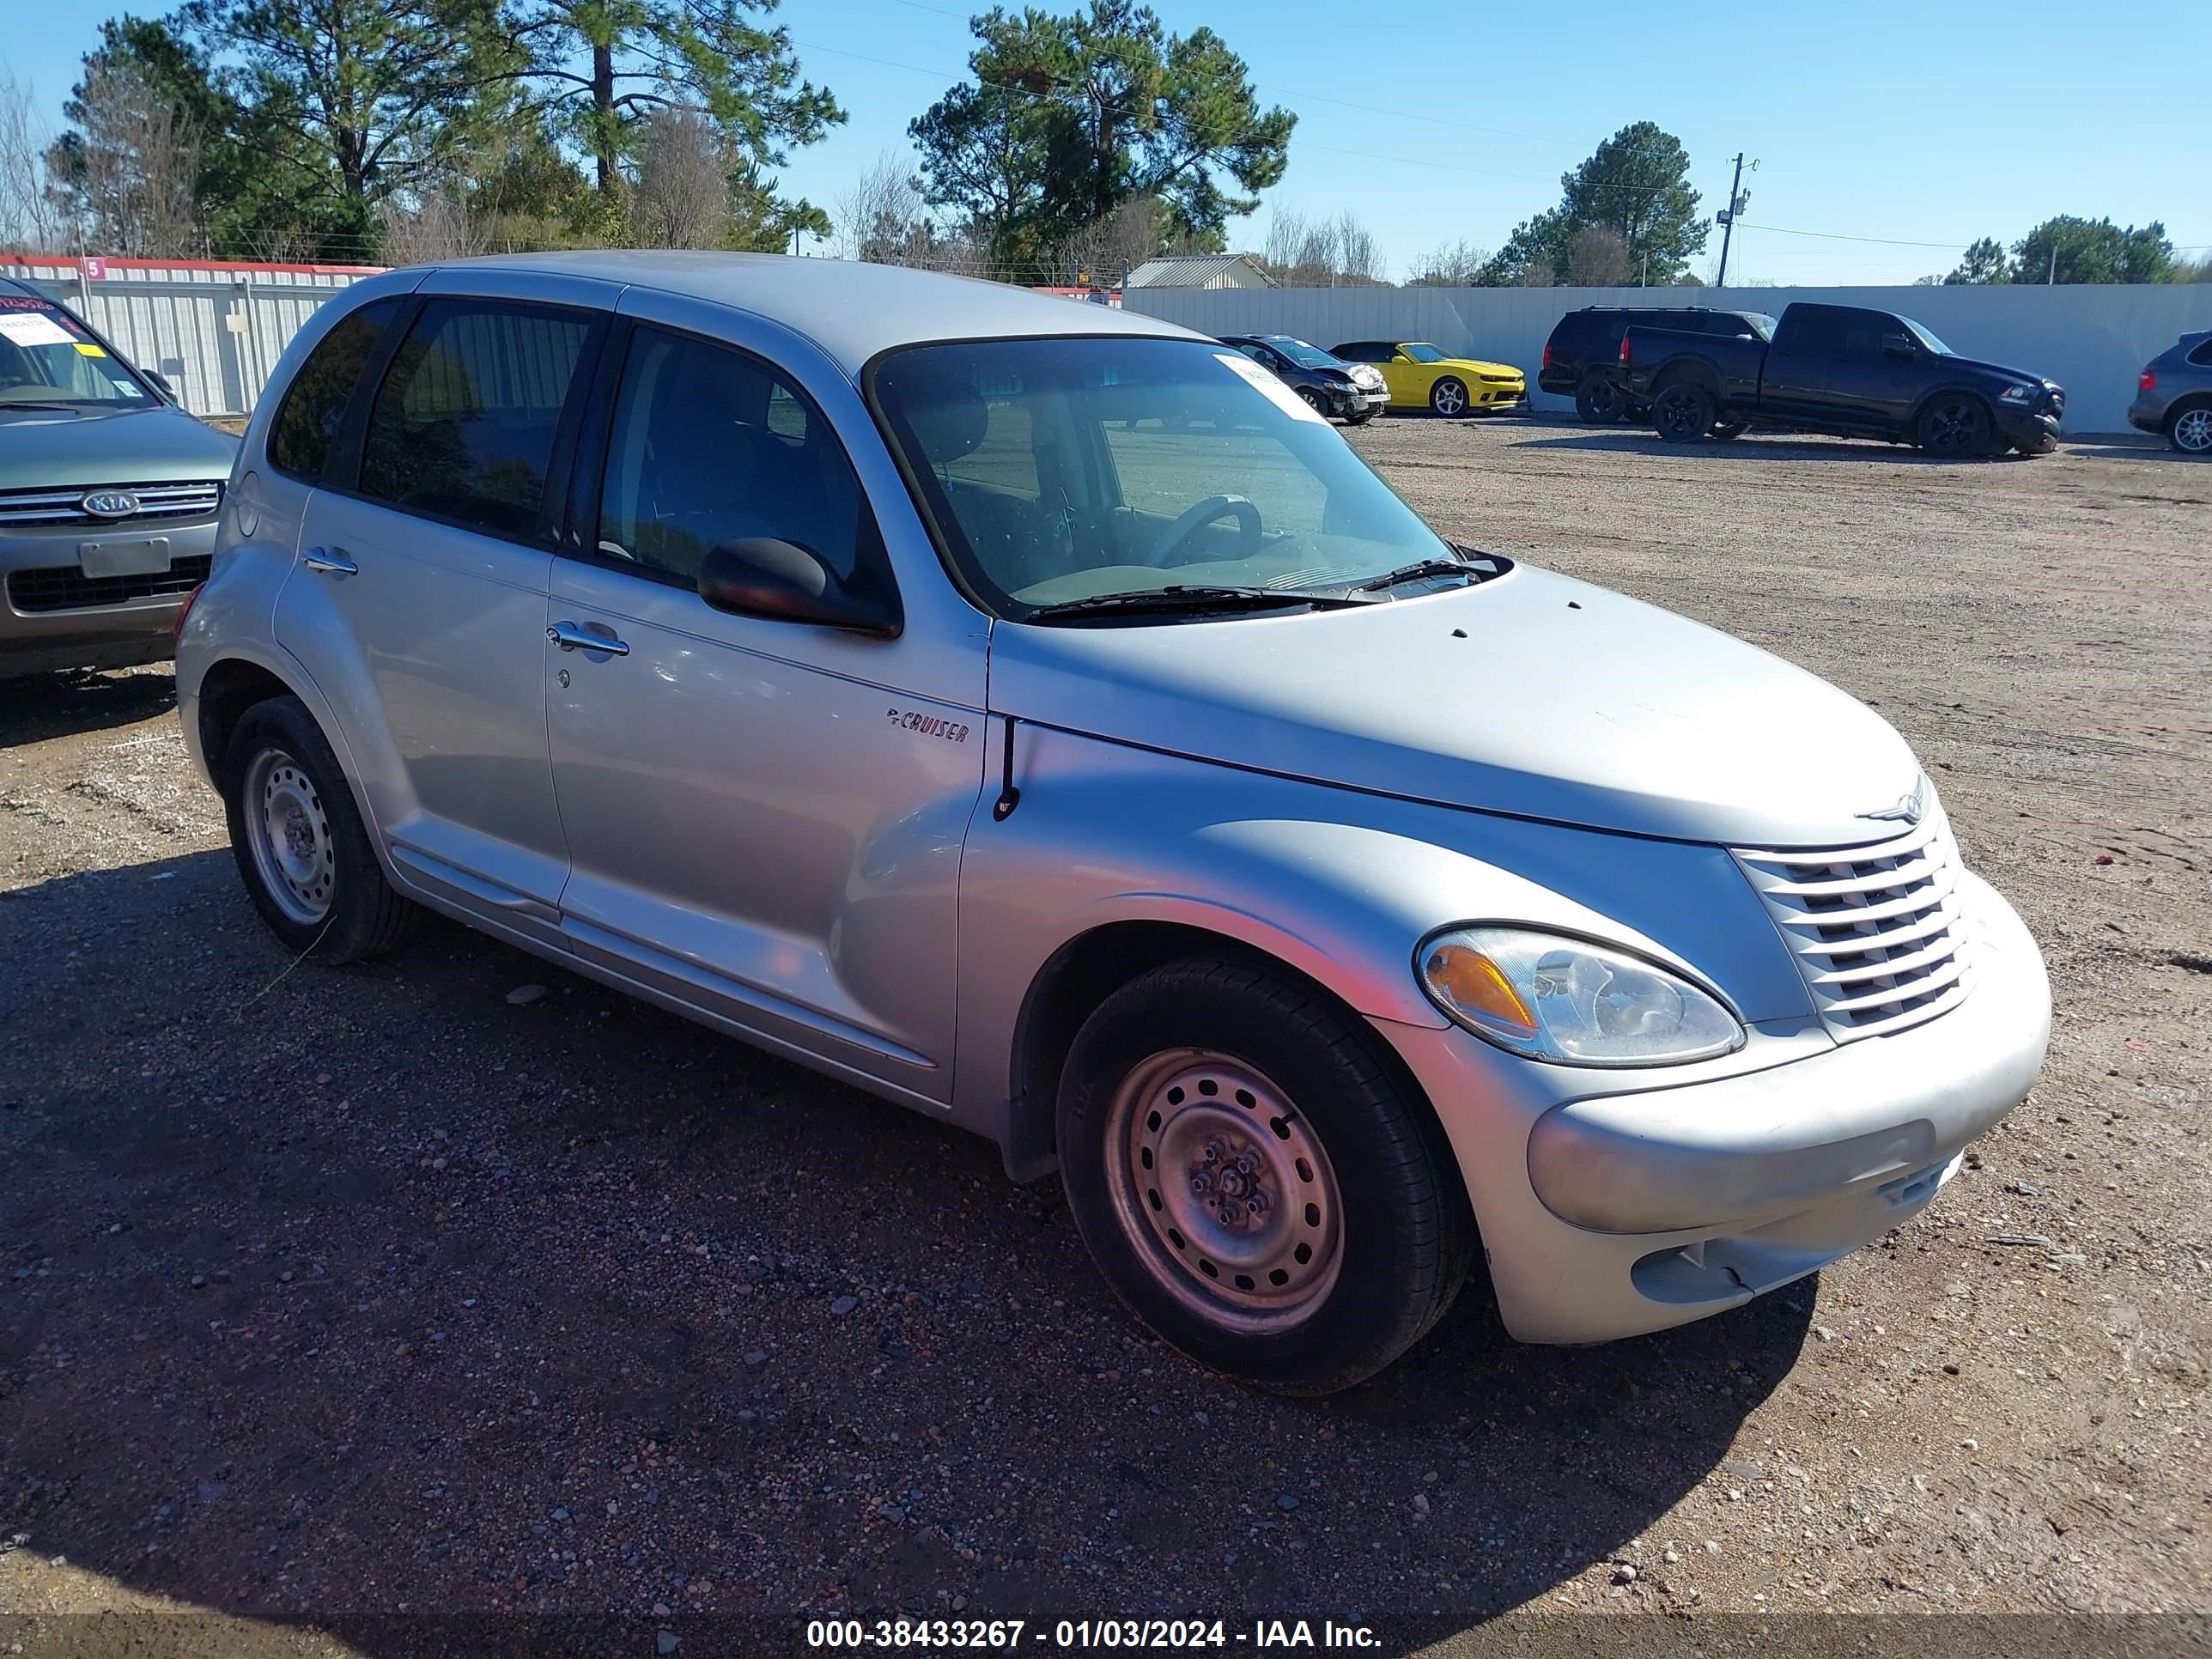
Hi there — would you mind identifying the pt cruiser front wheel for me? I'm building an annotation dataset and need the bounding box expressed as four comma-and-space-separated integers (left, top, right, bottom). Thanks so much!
1057, 955, 1474, 1395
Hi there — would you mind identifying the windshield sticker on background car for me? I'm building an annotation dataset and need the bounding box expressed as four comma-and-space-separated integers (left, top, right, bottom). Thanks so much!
0, 313, 77, 349
1214, 350, 1328, 424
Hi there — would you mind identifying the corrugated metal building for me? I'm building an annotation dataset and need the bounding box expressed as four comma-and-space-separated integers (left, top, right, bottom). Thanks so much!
1, 253, 382, 419
1123, 254, 1276, 291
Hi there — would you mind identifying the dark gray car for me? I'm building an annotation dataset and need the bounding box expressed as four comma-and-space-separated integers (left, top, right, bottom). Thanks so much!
2129, 331, 2212, 455
1, 277, 240, 677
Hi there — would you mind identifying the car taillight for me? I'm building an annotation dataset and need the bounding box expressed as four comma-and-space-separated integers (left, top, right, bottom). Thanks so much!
2139, 368, 2156, 391
1541, 343, 1553, 370
173, 580, 204, 644
1620, 335, 1632, 365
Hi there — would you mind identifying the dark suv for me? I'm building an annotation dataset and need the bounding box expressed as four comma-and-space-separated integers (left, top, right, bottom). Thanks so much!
1541, 306, 1775, 423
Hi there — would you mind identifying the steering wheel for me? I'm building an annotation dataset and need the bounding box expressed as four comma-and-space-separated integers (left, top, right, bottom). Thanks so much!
1143, 494, 1261, 568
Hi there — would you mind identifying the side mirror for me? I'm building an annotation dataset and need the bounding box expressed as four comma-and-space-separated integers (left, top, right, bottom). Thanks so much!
1881, 332, 1917, 361
696, 538, 900, 636
143, 370, 175, 400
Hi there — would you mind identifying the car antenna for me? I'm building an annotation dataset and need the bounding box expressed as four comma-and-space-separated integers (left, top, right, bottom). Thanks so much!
992, 715, 1021, 821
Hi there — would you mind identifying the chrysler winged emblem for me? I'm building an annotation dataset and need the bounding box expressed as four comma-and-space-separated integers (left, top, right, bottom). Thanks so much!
1858, 776, 1927, 825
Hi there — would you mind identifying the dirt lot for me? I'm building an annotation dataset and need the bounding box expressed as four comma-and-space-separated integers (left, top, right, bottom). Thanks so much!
3, 418, 2208, 1656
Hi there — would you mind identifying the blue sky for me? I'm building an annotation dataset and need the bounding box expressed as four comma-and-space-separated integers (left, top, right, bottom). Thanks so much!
5, 0, 2207, 283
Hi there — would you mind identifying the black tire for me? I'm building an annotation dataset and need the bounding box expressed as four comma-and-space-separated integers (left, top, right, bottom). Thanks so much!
1709, 421, 1748, 441
1056, 954, 1475, 1395
2167, 401, 2212, 456
1916, 393, 1997, 459
221, 696, 421, 963
1574, 374, 1626, 424
1295, 386, 1328, 418
1651, 382, 1715, 442
1428, 377, 1469, 417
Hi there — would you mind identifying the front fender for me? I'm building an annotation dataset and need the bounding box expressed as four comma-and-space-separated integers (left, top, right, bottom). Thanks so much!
949, 725, 1812, 1144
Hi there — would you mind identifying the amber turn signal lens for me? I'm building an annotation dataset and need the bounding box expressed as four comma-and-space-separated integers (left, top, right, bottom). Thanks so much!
1423, 943, 1538, 1035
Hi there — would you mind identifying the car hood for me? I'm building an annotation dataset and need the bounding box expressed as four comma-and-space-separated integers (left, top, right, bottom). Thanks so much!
1941, 354, 2054, 389
0, 403, 239, 493
988, 563, 1923, 849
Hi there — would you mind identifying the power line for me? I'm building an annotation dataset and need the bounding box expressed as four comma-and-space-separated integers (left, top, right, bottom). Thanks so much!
1733, 221, 1971, 250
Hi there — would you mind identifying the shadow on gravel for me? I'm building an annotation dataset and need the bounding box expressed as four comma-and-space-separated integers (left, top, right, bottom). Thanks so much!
1508, 430, 2033, 465
1, 846, 1808, 1654
0, 665, 177, 750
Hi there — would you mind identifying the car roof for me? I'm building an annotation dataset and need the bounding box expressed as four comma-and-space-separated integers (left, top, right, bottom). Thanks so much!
422, 252, 1201, 375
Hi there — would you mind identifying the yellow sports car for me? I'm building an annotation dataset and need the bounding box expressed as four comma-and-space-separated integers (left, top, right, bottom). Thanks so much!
1328, 338, 1526, 415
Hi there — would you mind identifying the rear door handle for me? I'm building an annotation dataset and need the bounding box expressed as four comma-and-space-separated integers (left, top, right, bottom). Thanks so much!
549, 620, 629, 657
302, 546, 357, 576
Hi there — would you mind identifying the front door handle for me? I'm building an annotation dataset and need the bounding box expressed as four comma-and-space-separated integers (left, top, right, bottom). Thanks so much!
549, 620, 629, 656
302, 546, 357, 577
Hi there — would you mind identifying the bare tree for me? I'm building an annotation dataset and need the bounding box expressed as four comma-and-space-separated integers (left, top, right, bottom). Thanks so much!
1404, 238, 1489, 286
1051, 193, 1165, 285
1566, 224, 1632, 286
1261, 207, 1384, 286
629, 109, 731, 250
377, 186, 489, 264
836, 152, 932, 264
46, 61, 200, 258
1513, 260, 1556, 288
0, 73, 64, 252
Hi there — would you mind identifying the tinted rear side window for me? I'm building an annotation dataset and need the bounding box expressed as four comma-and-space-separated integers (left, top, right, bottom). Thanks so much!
358, 299, 592, 540
268, 298, 400, 481
2190, 338, 2212, 367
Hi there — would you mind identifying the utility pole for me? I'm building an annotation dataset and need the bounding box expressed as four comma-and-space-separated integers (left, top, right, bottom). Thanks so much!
1714, 151, 1745, 289
2048, 245, 2057, 285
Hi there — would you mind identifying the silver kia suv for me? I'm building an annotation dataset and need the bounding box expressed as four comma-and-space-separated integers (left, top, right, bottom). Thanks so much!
0, 277, 239, 678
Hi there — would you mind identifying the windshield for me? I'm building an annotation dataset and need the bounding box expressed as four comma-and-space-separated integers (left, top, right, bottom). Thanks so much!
1744, 313, 1778, 341
0, 295, 153, 406
1275, 338, 1343, 370
872, 336, 1455, 618
1401, 342, 1446, 362
1902, 317, 1954, 356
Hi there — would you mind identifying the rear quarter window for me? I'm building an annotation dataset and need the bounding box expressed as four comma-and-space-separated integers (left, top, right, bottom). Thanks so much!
268, 298, 402, 481
2189, 339, 2212, 368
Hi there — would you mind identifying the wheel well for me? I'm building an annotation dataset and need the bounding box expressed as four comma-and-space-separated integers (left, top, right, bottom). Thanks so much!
1000, 921, 1439, 1186
1650, 363, 1717, 398
2166, 392, 2212, 419
1909, 386, 1994, 429
196, 659, 295, 784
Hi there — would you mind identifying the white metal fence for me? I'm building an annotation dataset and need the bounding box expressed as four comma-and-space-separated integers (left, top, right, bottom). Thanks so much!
1120, 281, 2212, 434
3, 255, 380, 419
13, 253, 2209, 434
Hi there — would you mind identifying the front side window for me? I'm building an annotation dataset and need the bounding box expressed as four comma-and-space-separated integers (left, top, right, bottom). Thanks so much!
872, 337, 1454, 617
358, 299, 593, 539
596, 326, 872, 592
268, 297, 401, 480
0, 294, 154, 407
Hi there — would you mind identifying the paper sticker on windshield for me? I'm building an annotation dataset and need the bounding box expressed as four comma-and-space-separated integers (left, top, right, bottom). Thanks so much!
74, 342, 107, 356
1214, 350, 1328, 424
0, 313, 76, 349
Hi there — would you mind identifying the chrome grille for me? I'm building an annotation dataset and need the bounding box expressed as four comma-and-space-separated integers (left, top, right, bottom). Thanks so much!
1732, 803, 1973, 1042
0, 481, 223, 528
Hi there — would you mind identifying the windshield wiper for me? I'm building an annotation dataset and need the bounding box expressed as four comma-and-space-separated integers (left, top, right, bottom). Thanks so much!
1350, 556, 1486, 593
1023, 584, 1370, 622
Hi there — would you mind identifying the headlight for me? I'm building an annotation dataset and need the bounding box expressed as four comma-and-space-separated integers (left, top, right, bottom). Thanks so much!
1997, 384, 2038, 404
1418, 926, 1744, 1066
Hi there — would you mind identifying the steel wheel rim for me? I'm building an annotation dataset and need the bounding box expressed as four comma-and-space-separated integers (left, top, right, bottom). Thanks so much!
242, 746, 335, 926
2176, 408, 2212, 453
1104, 1048, 1345, 1332
1433, 380, 1465, 416
1297, 386, 1325, 412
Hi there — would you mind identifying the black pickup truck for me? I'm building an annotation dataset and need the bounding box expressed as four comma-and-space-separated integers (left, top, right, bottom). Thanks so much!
1621, 301, 2064, 457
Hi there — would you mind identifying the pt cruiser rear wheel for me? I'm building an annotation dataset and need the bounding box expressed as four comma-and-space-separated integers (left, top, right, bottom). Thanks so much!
222, 696, 422, 963
1057, 954, 1474, 1395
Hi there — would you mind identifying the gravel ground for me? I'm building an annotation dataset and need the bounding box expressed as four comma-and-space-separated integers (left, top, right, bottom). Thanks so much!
3, 418, 2208, 1656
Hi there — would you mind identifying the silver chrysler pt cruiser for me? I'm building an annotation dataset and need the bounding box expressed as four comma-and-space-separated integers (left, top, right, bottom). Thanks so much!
176, 254, 2051, 1394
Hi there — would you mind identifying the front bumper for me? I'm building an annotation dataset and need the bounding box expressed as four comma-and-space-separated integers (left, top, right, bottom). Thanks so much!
1381, 869, 2050, 1345
1475, 381, 1526, 410
1, 518, 216, 678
